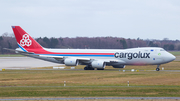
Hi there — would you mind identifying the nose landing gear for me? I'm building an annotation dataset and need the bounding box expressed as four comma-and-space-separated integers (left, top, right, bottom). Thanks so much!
156, 65, 160, 71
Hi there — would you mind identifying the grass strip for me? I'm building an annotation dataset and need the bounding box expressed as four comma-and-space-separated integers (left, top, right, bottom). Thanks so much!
0, 86, 180, 97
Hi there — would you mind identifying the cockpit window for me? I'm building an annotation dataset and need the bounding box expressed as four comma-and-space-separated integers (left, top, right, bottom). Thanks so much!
160, 49, 165, 51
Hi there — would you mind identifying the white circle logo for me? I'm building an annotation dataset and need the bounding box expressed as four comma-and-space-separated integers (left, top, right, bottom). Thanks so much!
20, 34, 32, 47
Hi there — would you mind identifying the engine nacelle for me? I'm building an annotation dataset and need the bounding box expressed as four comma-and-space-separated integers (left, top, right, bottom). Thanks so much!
91, 61, 106, 69
64, 58, 78, 66
113, 65, 125, 68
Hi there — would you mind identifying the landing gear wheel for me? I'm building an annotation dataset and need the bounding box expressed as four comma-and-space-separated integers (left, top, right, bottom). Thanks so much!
84, 65, 94, 70
84, 67, 88, 70
156, 65, 160, 71
156, 68, 160, 71
97, 68, 104, 70
90, 67, 94, 70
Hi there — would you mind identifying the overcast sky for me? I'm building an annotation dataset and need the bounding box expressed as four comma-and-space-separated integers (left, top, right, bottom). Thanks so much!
0, 0, 180, 40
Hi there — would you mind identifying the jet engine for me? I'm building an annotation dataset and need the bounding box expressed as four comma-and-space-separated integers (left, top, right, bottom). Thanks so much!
91, 60, 106, 69
64, 58, 78, 66
113, 65, 125, 68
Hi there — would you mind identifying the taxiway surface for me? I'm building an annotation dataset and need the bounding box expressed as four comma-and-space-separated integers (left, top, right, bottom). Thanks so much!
0, 57, 61, 69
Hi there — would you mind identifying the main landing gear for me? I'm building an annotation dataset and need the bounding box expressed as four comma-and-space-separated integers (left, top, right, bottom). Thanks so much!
156, 65, 160, 71
84, 65, 94, 70
84, 65, 104, 70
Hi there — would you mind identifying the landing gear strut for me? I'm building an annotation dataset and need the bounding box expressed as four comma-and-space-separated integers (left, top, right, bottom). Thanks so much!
156, 65, 160, 71
84, 65, 94, 70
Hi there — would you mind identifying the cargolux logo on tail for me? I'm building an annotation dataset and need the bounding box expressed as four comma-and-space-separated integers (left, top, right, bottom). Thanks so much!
20, 34, 32, 47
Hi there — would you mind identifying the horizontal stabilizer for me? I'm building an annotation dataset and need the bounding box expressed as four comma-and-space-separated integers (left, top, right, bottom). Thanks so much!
3, 48, 34, 54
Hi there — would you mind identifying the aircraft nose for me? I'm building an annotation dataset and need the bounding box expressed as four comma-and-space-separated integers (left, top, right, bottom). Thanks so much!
168, 53, 176, 62
171, 54, 176, 61
163, 52, 176, 63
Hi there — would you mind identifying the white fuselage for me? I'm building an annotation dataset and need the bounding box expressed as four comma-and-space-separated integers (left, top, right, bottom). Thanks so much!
21, 47, 175, 66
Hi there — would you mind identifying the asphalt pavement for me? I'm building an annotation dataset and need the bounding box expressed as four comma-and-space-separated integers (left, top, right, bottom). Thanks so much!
0, 57, 61, 69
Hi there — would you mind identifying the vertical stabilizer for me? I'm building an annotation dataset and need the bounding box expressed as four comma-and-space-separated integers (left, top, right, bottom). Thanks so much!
12, 26, 43, 52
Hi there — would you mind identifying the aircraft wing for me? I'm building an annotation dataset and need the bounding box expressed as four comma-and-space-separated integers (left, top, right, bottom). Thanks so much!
39, 55, 124, 63
96, 59, 125, 63
39, 55, 90, 60
39, 55, 64, 59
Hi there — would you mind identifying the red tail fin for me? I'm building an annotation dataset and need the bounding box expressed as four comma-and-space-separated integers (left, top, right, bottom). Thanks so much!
12, 26, 43, 52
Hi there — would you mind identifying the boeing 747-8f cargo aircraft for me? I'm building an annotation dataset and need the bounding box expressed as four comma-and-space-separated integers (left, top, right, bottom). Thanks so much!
9, 26, 176, 71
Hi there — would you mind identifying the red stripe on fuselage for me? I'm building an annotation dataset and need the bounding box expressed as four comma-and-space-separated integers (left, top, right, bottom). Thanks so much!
26, 48, 114, 55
